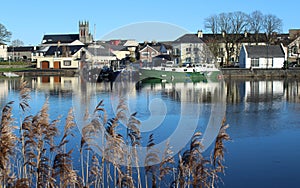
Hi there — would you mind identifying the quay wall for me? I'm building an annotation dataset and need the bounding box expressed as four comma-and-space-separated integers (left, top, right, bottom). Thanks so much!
221, 68, 300, 78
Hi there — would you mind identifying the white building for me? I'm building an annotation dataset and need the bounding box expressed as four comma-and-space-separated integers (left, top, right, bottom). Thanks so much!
239, 44, 286, 69
0, 42, 8, 61
172, 34, 214, 65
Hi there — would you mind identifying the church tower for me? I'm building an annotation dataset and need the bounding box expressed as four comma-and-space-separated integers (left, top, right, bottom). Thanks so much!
79, 21, 93, 44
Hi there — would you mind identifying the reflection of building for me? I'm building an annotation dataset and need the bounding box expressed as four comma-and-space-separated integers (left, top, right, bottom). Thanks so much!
35, 76, 80, 93
139, 82, 221, 103
284, 80, 300, 103
244, 80, 284, 102
0, 81, 8, 102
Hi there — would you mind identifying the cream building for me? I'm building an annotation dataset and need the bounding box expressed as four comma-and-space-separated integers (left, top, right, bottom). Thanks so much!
0, 42, 8, 61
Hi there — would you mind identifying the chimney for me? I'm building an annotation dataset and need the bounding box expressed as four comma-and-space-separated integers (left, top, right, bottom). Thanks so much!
197, 30, 203, 38
222, 30, 226, 38
244, 30, 248, 38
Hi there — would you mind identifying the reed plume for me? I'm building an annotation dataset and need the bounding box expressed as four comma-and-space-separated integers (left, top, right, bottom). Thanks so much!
0, 102, 17, 188
144, 133, 160, 188
127, 112, 142, 188
17, 76, 31, 181
52, 108, 80, 187
89, 154, 103, 188
18, 76, 31, 113
80, 100, 107, 187
211, 118, 230, 187
21, 99, 62, 187
158, 140, 174, 188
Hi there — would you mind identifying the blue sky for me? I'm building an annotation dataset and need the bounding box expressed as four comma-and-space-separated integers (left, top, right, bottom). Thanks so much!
1, 0, 299, 45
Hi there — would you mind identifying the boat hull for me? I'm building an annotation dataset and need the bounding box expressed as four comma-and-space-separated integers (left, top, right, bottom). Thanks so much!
139, 68, 207, 83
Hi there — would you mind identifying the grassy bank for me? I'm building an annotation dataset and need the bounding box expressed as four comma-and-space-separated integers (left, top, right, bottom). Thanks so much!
0, 61, 33, 66
0, 67, 35, 72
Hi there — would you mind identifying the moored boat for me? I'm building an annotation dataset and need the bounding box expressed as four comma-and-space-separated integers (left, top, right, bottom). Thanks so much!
3, 72, 20, 78
139, 63, 221, 83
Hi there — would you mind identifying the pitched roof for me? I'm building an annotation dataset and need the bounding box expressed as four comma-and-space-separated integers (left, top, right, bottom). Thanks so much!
245, 45, 285, 58
86, 46, 115, 56
201, 33, 292, 46
139, 42, 169, 53
173, 34, 204, 43
96, 43, 125, 51
42, 34, 79, 45
44, 45, 84, 56
7, 46, 39, 52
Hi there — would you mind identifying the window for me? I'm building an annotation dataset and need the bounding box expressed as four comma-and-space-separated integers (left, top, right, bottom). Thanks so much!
141, 52, 149, 57
266, 58, 273, 67
63, 60, 71, 66
174, 48, 180, 55
251, 58, 259, 67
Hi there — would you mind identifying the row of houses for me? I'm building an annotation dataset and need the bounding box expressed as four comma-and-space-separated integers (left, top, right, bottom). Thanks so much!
1, 21, 300, 69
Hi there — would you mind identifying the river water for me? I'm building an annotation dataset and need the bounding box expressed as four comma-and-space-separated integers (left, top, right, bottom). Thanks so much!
0, 76, 300, 188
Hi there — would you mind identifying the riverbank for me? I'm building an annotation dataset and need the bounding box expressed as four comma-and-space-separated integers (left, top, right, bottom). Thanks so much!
0, 66, 78, 77
221, 67, 300, 78
1, 66, 300, 79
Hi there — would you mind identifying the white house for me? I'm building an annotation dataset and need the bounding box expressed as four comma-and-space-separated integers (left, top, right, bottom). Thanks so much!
0, 42, 8, 61
239, 44, 286, 69
172, 34, 214, 65
35, 45, 84, 69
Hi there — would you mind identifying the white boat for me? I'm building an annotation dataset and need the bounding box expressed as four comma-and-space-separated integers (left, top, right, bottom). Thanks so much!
3, 72, 20, 77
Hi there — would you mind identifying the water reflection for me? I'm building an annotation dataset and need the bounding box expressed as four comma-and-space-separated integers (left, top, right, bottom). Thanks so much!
1, 76, 300, 187
2, 76, 300, 106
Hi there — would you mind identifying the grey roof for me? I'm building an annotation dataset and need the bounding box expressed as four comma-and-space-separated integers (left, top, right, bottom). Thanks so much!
42, 34, 79, 44
98, 43, 125, 51
44, 45, 84, 56
87, 47, 115, 56
245, 45, 285, 58
7, 46, 39, 52
202, 33, 291, 46
173, 34, 204, 43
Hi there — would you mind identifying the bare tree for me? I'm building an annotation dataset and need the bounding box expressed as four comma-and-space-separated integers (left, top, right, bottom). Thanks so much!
248, 10, 264, 34
11, 39, 24, 47
231, 11, 249, 34
263, 14, 283, 40
218, 12, 233, 34
0, 23, 12, 43
231, 11, 249, 61
204, 11, 283, 65
204, 14, 219, 34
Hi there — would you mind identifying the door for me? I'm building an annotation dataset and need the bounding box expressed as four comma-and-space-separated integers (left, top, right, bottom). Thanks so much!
54, 61, 61, 69
41, 61, 49, 69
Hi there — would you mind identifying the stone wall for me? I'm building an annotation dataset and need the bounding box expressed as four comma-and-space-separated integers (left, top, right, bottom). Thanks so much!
221, 68, 300, 78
